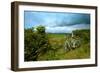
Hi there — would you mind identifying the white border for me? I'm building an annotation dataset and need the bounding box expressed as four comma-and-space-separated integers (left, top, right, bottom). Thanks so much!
18, 5, 96, 68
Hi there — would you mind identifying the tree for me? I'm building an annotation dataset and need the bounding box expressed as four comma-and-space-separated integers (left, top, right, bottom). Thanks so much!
36, 25, 45, 33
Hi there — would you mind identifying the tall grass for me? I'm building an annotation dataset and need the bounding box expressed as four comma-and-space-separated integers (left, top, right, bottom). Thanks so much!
37, 30, 90, 60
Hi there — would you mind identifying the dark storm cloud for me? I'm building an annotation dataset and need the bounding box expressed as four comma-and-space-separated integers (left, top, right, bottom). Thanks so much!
24, 11, 90, 33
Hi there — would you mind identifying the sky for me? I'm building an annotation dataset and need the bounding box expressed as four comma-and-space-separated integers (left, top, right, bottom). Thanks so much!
24, 11, 90, 33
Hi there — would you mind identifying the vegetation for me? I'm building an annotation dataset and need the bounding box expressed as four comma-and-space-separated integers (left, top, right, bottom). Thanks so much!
24, 26, 90, 61
24, 26, 52, 61
73, 29, 90, 43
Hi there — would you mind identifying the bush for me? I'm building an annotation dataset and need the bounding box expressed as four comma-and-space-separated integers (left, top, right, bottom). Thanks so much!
24, 26, 52, 61
73, 29, 90, 43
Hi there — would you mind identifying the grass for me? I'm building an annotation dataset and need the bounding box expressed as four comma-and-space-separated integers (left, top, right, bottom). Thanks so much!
37, 33, 90, 60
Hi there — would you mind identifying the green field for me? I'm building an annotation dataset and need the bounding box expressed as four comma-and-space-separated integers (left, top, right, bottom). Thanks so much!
37, 33, 90, 60
24, 26, 90, 61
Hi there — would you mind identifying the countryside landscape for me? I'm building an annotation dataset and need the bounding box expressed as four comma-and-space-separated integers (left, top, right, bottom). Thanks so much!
24, 11, 90, 61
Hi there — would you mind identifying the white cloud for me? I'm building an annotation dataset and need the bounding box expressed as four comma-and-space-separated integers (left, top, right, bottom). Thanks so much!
46, 26, 73, 33
45, 24, 90, 33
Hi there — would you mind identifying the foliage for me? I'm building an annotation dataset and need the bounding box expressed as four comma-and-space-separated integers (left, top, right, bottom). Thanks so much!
24, 27, 90, 61
24, 26, 52, 61
73, 29, 90, 43
36, 25, 45, 33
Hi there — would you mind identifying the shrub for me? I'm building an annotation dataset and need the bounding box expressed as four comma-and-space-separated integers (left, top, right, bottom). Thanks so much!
73, 29, 90, 43
24, 26, 52, 61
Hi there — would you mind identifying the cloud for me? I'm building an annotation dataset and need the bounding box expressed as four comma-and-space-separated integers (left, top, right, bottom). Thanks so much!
45, 24, 90, 33
24, 11, 90, 33
45, 26, 72, 33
